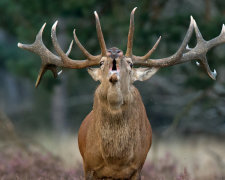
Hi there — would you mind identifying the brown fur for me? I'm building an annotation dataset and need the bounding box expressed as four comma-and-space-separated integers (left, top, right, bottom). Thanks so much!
78, 84, 152, 179
78, 49, 153, 180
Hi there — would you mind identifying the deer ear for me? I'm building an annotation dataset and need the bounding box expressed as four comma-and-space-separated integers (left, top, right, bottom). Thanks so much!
132, 67, 159, 82
87, 68, 101, 81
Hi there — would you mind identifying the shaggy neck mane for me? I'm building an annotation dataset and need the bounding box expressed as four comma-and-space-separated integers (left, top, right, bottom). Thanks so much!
93, 84, 143, 159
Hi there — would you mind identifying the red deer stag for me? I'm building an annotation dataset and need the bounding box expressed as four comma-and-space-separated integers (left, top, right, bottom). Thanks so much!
18, 7, 225, 180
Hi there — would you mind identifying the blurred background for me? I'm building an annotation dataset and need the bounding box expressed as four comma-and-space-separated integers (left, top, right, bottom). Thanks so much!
0, 0, 225, 179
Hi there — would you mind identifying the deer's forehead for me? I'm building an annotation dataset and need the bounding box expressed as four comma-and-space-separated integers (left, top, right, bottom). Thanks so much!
101, 56, 132, 64
107, 47, 123, 59
107, 47, 122, 52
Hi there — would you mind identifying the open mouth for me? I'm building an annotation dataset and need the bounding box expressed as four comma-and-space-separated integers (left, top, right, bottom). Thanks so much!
110, 59, 120, 76
109, 59, 119, 83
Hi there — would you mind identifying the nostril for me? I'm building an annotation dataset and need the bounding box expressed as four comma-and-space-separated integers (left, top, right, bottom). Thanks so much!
112, 59, 117, 70
109, 74, 118, 83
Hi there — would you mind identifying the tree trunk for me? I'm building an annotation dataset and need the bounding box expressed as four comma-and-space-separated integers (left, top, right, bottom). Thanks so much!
51, 73, 68, 133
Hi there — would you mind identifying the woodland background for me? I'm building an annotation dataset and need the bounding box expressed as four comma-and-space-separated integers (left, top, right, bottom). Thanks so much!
0, 0, 225, 179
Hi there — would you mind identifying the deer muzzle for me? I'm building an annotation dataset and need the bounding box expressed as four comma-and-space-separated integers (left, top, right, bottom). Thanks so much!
109, 73, 118, 84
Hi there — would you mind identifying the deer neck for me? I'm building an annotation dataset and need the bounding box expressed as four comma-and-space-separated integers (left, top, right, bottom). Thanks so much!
93, 83, 139, 158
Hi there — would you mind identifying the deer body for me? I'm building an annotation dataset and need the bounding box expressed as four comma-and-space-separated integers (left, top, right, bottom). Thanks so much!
18, 6, 225, 180
78, 84, 152, 179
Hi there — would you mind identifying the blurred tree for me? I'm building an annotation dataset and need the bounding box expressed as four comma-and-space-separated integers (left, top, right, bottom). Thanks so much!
0, 0, 224, 133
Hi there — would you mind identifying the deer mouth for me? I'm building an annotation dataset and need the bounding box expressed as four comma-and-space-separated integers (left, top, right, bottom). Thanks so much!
109, 59, 120, 83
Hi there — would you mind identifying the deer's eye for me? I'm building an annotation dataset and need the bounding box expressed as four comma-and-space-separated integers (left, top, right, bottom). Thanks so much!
100, 61, 104, 66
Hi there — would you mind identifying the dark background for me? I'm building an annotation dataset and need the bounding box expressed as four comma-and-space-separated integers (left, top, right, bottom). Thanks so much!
1, 0, 224, 135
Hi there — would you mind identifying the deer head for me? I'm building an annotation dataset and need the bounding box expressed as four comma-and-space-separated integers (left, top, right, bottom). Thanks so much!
18, 7, 225, 89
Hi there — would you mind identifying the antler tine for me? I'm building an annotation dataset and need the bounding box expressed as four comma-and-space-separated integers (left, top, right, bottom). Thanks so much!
35, 66, 46, 88
207, 23, 225, 49
193, 18, 204, 43
126, 7, 137, 57
51, 21, 100, 69
94, 11, 107, 56
73, 29, 100, 60
198, 55, 217, 80
66, 40, 74, 56
134, 36, 161, 61
35, 64, 58, 88
51, 21, 70, 65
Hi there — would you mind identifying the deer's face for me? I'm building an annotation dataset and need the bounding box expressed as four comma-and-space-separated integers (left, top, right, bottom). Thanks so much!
88, 47, 133, 85
88, 47, 159, 89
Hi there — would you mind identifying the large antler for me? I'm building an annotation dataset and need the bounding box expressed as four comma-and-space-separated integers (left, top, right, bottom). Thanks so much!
128, 8, 225, 80
126, 7, 161, 60
18, 11, 106, 87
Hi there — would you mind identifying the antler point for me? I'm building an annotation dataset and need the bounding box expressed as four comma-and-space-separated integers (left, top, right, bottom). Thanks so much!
94, 11, 98, 17
132, 7, 137, 13
38, 23, 47, 35
52, 21, 58, 34
53, 20, 58, 27
17, 42, 22, 48
58, 70, 63, 76
186, 44, 190, 50
73, 29, 76, 35
190, 16, 196, 26
196, 61, 200, 66
222, 24, 225, 33
190, 15, 194, 23
40, 23, 47, 31
213, 69, 217, 76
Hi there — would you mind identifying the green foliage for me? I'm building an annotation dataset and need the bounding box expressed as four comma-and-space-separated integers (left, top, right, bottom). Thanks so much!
1, 0, 225, 90
185, 75, 214, 90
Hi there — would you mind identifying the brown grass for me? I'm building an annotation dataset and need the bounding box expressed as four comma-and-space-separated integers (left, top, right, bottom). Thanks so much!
0, 132, 224, 180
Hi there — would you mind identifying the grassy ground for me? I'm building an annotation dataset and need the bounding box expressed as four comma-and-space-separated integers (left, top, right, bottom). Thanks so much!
33, 132, 225, 179
0, 132, 225, 179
